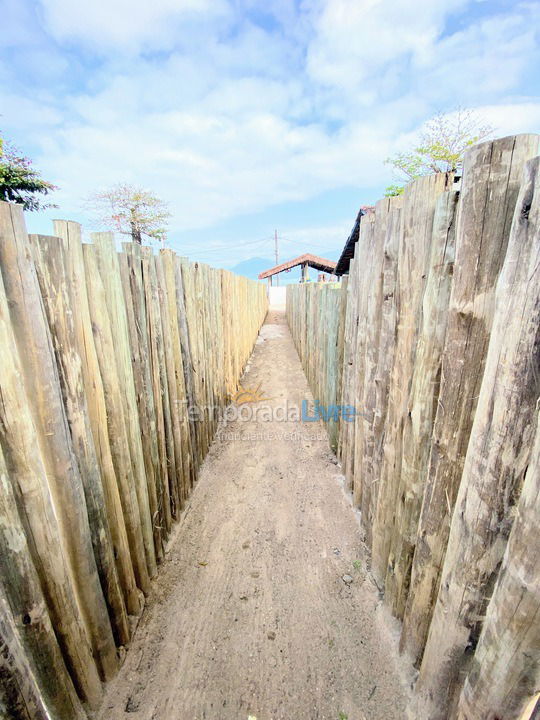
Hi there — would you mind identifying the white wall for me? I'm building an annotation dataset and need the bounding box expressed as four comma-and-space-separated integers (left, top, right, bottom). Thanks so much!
268, 286, 286, 310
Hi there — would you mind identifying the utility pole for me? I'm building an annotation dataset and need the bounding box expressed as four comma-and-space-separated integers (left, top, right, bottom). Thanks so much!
274, 229, 279, 286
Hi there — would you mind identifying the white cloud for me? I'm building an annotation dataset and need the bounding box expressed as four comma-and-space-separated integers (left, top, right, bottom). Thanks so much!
3, 0, 540, 248
38, 0, 231, 52
473, 102, 540, 137
35, 104, 392, 232
415, 11, 540, 103
306, 0, 469, 90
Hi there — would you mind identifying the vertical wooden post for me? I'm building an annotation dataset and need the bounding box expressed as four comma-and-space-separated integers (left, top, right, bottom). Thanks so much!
371, 173, 451, 587
175, 256, 199, 483
30, 232, 129, 650
83, 243, 151, 596
0, 445, 88, 720
92, 232, 157, 579
455, 411, 540, 719
54, 220, 140, 617
354, 199, 390, 510
0, 205, 102, 708
119, 243, 163, 563
363, 199, 402, 548
155, 253, 184, 517
416, 152, 540, 718
160, 249, 192, 506
385, 189, 459, 618
350, 212, 376, 505
0, 202, 115, 688
401, 134, 540, 668
341, 215, 372, 489
338, 254, 358, 464
141, 247, 173, 538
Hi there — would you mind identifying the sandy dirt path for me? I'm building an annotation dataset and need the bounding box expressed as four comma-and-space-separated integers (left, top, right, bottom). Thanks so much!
98, 310, 408, 720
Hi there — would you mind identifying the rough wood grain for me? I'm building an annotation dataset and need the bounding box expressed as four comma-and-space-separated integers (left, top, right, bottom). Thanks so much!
401, 134, 540, 668
385, 189, 458, 619
141, 247, 172, 538
0, 444, 88, 720
92, 232, 157, 579
155, 253, 184, 517
455, 410, 540, 720
338, 254, 357, 468
363, 198, 402, 549
160, 250, 192, 507
416, 150, 540, 718
83, 243, 151, 597
54, 220, 140, 619
120, 243, 162, 563
0, 202, 113, 695
0, 213, 102, 708
371, 172, 451, 587
175, 256, 199, 484
30, 232, 127, 655
355, 198, 390, 519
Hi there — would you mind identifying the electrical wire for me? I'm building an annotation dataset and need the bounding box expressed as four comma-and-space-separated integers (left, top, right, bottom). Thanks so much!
174, 230, 343, 260
176, 236, 274, 257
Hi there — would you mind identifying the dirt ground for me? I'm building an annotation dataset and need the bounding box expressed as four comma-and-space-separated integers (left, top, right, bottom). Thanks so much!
97, 310, 409, 720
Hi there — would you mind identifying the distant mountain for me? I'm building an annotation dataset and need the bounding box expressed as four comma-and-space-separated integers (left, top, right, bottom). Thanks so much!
229, 257, 274, 281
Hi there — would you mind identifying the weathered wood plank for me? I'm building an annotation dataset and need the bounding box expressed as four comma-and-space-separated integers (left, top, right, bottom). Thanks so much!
160, 250, 192, 506
30, 232, 128, 652
415, 150, 540, 718
355, 198, 391, 516
455, 407, 540, 719
362, 198, 402, 549
337, 255, 357, 465
0, 208, 102, 708
92, 232, 157, 579
385, 189, 459, 619
83, 243, 151, 597
401, 134, 540, 667
54, 220, 140, 619
120, 243, 162, 563
342, 219, 371, 489
0, 202, 114, 693
0, 444, 88, 720
371, 172, 451, 587
175, 256, 199, 484
155, 252, 184, 517
141, 247, 173, 538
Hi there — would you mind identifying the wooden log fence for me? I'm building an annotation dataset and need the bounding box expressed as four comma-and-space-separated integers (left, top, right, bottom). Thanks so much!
287, 281, 345, 451
286, 133, 540, 719
0, 202, 267, 719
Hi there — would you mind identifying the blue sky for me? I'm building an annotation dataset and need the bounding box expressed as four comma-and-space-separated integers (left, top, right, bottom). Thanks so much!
1, 0, 539, 268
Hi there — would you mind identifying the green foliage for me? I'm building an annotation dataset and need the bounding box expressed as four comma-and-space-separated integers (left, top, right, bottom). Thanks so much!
384, 184, 405, 197
0, 134, 57, 211
87, 183, 171, 245
384, 109, 494, 196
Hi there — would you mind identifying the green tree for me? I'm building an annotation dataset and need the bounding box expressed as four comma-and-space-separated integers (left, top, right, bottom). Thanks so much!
0, 134, 57, 211
87, 183, 171, 245
384, 110, 494, 196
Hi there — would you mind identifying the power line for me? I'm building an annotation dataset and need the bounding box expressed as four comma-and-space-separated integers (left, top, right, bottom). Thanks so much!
174, 229, 342, 262
279, 236, 342, 252
177, 236, 273, 257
